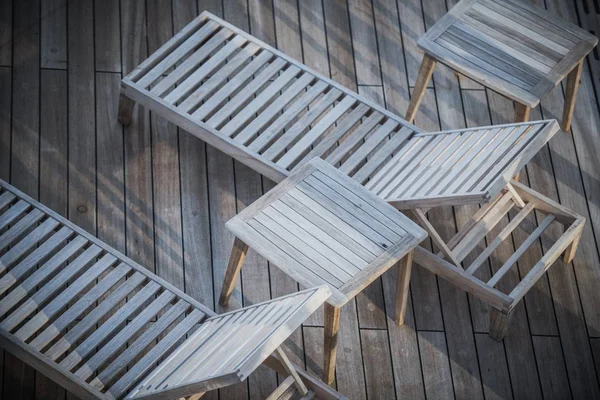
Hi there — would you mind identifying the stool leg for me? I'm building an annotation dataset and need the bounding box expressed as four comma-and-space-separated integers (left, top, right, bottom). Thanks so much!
118, 92, 136, 126
514, 102, 531, 123
219, 237, 248, 306
562, 59, 583, 132
323, 304, 341, 386
405, 54, 436, 123
395, 252, 413, 325
489, 308, 513, 341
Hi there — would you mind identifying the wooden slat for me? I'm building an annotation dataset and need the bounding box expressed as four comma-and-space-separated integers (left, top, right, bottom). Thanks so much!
150, 28, 236, 97
258, 207, 362, 275
440, 28, 541, 86
90, 299, 190, 390
476, 0, 575, 49
296, 181, 396, 245
283, 187, 383, 256
464, 124, 543, 191
298, 103, 371, 164
0, 218, 60, 273
29, 264, 131, 351
487, 215, 555, 288
163, 35, 248, 105
176, 42, 262, 113
0, 235, 86, 299
410, 129, 482, 197
44, 272, 148, 361
509, 217, 585, 305
107, 309, 205, 398
324, 112, 386, 166
128, 313, 239, 394
386, 133, 464, 199
351, 127, 415, 185
276, 96, 357, 168
311, 169, 409, 236
262, 89, 343, 160
0, 209, 45, 251
248, 80, 329, 152
443, 126, 527, 194
14, 256, 120, 341
72, 291, 176, 379
454, 16, 558, 70
57, 280, 162, 369
466, 202, 535, 274
190, 50, 274, 120
338, 119, 399, 175
222, 69, 310, 138
270, 200, 372, 266
126, 14, 208, 82
0, 244, 102, 331
232, 72, 316, 142
435, 36, 533, 90
277, 193, 379, 260
247, 216, 347, 286
402, 130, 477, 198
451, 192, 514, 261
205, 59, 291, 128
135, 20, 220, 89
0, 192, 16, 210
0, 200, 29, 230
368, 136, 436, 195
0, 226, 72, 295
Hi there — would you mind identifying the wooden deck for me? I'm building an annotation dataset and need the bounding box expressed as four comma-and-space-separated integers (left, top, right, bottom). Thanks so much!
0, 0, 598, 399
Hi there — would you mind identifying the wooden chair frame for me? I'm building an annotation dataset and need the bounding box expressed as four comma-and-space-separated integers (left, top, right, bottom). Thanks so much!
405, 0, 598, 131
412, 180, 584, 339
118, 9, 584, 344
0, 179, 346, 400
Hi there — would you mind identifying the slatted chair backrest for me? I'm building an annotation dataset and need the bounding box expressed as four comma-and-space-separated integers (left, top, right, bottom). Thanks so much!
0, 180, 331, 400
360, 120, 559, 209
120, 11, 422, 184
126, 288, 330, 399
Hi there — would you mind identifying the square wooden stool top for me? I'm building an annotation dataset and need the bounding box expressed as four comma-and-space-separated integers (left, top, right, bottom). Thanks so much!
418, 0, 597, 108
226, 158, 427, 307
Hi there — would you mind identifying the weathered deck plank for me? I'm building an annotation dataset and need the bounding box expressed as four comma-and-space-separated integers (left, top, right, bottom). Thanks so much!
1, 0, 599, 398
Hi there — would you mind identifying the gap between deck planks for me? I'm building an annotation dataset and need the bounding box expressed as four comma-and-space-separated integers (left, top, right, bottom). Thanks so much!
1, 0, 599, 399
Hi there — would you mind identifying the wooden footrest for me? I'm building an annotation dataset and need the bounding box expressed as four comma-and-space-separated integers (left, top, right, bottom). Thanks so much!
415, 181, 584, 314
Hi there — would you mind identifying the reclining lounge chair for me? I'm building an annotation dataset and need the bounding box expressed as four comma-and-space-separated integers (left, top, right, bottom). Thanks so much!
118, 11, 584, 343
0, 179, 346, 400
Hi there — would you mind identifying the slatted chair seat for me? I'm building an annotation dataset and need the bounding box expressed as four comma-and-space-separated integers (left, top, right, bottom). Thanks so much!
119, 10, 584, 344
0, 180, 344, 400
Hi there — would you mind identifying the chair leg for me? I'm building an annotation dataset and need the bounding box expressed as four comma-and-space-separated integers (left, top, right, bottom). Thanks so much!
562, 59, 583, 132
184, 393, 205, 400
219, 237, 248, 306
118, 92, 136, 126
489, 308, 513, 341
563, 232, 582, 264
514, 102, 531, 123
323, 303, 341, 386
395, 252, 413, 325
513, 102, 532, 181
405, 54, 436, 123
275, 347, 309, 396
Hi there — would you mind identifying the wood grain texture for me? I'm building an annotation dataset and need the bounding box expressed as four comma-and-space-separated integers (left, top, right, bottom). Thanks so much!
4, 1, 600, 399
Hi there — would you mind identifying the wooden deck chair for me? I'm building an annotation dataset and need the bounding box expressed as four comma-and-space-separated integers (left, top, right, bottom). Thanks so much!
118, 11, 584, 340
0, 179, 346, 400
